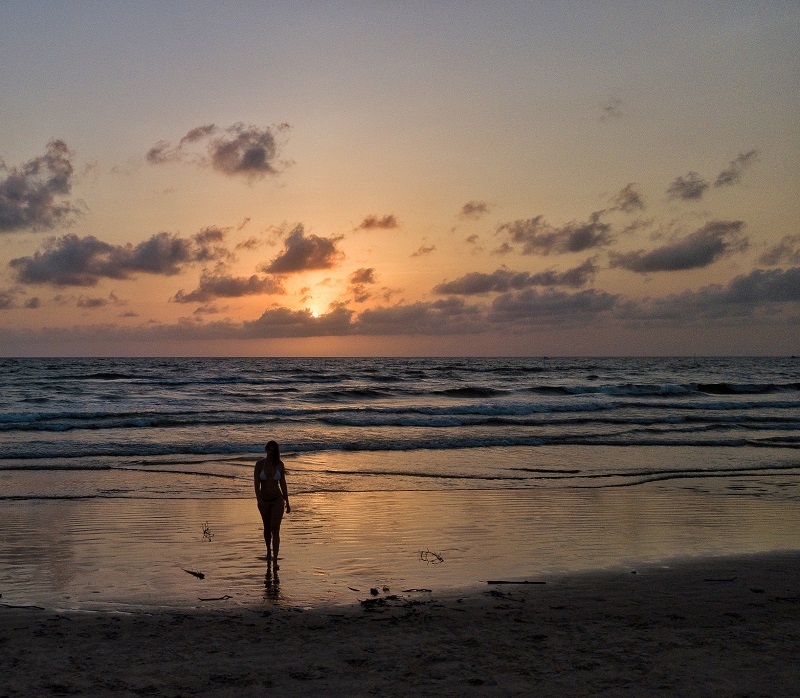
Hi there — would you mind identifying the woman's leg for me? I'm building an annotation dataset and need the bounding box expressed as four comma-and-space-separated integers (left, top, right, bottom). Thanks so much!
258, 503, 272, 563
269, 501, 285, 569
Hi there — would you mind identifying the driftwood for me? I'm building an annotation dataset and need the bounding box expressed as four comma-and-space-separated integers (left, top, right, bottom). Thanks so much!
487, 580, 546, 585
198, 595, 232, 601
182, 568, 205, 579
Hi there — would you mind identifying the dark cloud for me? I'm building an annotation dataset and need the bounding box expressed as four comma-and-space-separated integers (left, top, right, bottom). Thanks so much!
434, 259, 597, 295
497, 213, 612, 255
262, 225, 344, 274
147, 123, 289, 179
611, 183, 645, 213
759, 235, 800, 266
0, 140, 78, 232
356, 214, 398, 230
460, 201, 490, 220
411, 244, 436, 257
714, 150, 758, 188
10, 229, 231, 286
349, 268, 376, 285
209, 123, 284, 177
666, 172, 709, 201
488, 288, 618, 325
355, 298, 482, 335
618, 267, 800, 323
609, 220, 747, 273
24, 297, 41, 309
242, 304, 355, 338
599, 97, 624, 122
348, 267, 378, 303
172, 271, 284, 303
0, 289, 16, 310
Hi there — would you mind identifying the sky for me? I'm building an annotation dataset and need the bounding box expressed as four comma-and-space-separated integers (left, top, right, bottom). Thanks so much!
0, 1, 798, 356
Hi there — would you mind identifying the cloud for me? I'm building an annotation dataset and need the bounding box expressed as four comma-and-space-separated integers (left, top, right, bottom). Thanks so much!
611, 183, 645, 213
599, 97, 624, 122
460, 201, 490, 220
434, 259, 597, 295
242, 304, 355, 338
488, 288, 618, 325
147, 122, 289, 179
0, 289, 16, 310
355, 298, 483, 335
666, 172, 710, 201
714, 150, 758, 188
411, 244, 436, 257
0, 140, 79, 232
77, 292, 124, 309
262, 224, 344, 274
759, 234, 800, 266
609, 220, 747, 273
348, 267, 378, 303
356, 214, 398, 230
349, 268, 376, 285
10, 229, 231, 286
172, 271, 284, 303
619, 267, 800, 323
497, 213, 612, 255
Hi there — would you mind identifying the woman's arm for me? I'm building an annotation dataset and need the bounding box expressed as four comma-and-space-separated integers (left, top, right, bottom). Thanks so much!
253, 462, 261, 502
279, 463, 290, 513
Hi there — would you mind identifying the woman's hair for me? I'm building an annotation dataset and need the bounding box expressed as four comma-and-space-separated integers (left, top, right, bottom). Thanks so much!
265, 440, 280, 461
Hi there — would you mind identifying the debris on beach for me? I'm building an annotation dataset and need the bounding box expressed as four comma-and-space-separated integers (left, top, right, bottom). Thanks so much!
181, 568, 206, 579
202, 522, 214, 542
419, 550, 444, 564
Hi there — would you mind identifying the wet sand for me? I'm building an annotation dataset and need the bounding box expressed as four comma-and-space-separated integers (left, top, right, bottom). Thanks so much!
2, 487, 800, 611
2, 551, 799, 696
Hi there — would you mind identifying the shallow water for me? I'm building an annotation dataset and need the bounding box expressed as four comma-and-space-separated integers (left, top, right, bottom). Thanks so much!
2, 484, 799, 611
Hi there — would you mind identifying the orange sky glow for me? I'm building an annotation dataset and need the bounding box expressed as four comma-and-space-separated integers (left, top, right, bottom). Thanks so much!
1, 2, 798, 356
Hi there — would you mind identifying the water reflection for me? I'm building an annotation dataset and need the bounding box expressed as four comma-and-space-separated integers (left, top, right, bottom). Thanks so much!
263, 568, 282, 602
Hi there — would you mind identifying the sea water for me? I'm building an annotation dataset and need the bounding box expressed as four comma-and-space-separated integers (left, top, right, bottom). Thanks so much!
1, 357, 799, 609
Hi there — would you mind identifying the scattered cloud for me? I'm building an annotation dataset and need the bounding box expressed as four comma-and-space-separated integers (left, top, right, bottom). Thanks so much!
434, 259, 597, 295
759, 234, 800, 266
0, 140, 79, 233
611, 183, 645, 213
10, 229, 231, 286
609, 220, 747, 273
147, 122, 289, 179
497, 213, 612, 255
714, 150, 758, 188
411, 244, 436, 257
618, 267, 800, 323
666, 172, 710, 201
348, 267, 378, 302
242, 304, 355, 338
599, 97, 624, 122
355, 298, 482, 335
488, 288, 618, 325
172, 270, 285, 303
77, 292, 124, 309
356, 214, 398, 230
262, 224, 344, 274
460, 200, 490, 220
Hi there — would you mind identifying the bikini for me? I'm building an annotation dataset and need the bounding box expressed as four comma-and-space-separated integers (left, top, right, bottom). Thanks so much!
259, 465, 283, 504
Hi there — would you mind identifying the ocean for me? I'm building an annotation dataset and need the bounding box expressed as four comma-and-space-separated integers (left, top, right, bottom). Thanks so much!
1, 356, 798, 500
2, 356, 799, 609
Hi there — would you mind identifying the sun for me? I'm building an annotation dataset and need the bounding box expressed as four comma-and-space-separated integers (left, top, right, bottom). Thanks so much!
310, 310, 320, 318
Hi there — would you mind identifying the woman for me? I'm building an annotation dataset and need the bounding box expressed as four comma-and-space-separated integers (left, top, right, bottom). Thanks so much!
254, 440, 290, 569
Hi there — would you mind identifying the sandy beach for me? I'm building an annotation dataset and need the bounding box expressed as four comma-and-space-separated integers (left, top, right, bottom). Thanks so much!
2, 551, 799, 696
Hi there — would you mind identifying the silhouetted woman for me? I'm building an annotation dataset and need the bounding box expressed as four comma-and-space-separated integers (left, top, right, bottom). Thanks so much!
254, 440, 290, 569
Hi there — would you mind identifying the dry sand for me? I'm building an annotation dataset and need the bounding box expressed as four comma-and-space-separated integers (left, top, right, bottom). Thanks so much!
2, 551, 798, 697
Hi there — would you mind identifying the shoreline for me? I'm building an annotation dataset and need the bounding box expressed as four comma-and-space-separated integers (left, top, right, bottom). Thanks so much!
2, 550, 799, 696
